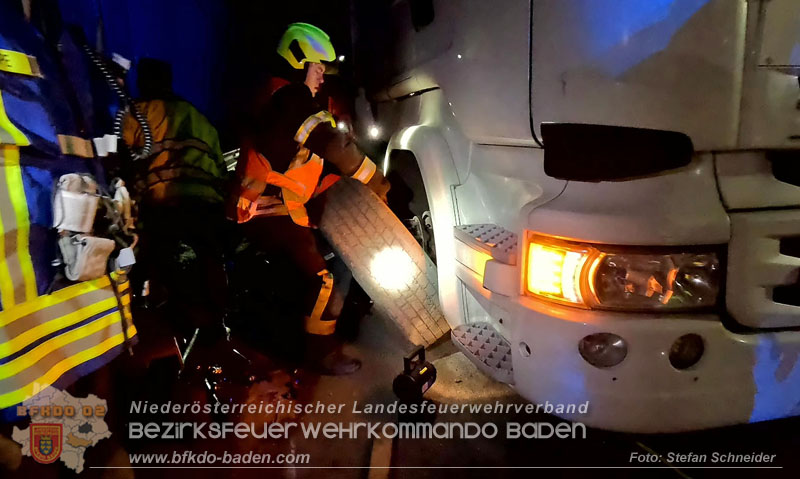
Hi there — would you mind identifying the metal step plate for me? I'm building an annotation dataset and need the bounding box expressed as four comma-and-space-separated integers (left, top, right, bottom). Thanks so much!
451, 322, 514, 384
454, 224, 517, 265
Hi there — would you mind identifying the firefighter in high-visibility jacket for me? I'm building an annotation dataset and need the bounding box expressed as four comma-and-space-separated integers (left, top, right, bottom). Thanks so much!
123, 58, 229, 339
0, 4, 135, 465
231, 23, 389, 375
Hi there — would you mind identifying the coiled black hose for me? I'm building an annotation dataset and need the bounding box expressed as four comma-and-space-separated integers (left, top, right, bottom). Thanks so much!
81, 44, 153, 160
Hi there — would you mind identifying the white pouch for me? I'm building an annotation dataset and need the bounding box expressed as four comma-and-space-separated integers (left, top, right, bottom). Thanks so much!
115, 247, 136, 270
53, 174, 99, 233
112, 179, 134, 231
58, 234, 115, 281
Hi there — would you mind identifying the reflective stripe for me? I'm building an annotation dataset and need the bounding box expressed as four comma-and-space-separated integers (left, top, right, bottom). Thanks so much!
115, 278, 131, 297
0, 91, 30, 146
0, 324, 135, 409
0, 288, 111, 343
0, 166, 15, 306
0, 296, 119, 358
0, 146, 36, 309
236, 196, 289, 221
266, 170, 307, 197
112, 277, 134, 336
0, 49, 40, 77
0, 309, 121, 383
351, 156, 377, 184
0, 272, 135, 408
3, 149, 35, 304
294, 111, 335, 146
0, 276, 112, 328
304, 269, 335, 336
253, 206, 289, 217
122, 305, 133, 326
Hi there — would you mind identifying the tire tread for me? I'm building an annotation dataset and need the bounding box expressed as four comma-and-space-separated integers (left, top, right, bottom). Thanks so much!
319, 178, 448, 346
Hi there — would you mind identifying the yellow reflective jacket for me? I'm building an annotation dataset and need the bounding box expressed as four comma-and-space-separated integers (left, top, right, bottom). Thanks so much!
123, 99, 226, 205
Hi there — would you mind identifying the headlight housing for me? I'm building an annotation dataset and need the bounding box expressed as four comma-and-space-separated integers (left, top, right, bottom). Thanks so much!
525, 234, 722, 311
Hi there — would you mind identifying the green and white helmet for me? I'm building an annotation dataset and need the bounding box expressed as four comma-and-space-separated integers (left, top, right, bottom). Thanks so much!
277, 22, 336, 70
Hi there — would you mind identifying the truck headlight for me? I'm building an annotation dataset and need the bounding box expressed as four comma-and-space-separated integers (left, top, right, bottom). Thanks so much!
525, 234, 721, 311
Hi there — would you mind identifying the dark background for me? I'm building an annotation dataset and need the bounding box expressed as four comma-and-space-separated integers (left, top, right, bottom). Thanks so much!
54, 0, 369, 147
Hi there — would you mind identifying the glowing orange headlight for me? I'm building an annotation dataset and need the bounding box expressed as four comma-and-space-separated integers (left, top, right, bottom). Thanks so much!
525, 234, 722, 311
525, 236, 593, 306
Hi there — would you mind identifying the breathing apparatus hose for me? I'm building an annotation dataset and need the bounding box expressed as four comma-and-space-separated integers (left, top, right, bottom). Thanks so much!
81, 44, 153, 160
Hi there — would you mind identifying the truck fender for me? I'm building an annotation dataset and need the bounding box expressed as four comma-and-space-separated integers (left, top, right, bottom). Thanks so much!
386, 125, 465, 328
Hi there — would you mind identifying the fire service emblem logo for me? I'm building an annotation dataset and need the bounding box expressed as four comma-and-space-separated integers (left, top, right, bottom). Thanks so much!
30, 424, 62, 464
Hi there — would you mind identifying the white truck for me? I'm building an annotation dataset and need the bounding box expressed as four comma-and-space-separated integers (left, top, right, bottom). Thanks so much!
353, 0, 800, 432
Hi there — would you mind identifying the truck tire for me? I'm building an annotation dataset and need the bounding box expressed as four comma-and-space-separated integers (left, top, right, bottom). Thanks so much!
318, 178, 449, 346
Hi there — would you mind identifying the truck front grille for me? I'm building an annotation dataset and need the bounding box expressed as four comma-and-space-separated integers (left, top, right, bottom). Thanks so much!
727, 211, 800, 328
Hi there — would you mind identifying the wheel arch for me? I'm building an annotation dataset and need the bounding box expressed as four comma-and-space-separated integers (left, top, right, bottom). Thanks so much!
385, 126, 466, 329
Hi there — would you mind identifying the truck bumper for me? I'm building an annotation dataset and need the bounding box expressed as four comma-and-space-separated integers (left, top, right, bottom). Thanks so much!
455, 261, 800, 433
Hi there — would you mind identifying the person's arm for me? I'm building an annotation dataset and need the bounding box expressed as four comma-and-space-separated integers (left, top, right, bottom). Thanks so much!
295, 112, 390, 198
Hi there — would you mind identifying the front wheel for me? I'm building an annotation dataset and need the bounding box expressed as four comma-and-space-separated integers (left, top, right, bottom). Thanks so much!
318, 178, 449, 346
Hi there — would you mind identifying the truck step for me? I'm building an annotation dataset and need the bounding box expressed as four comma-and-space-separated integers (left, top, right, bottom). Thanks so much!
454, 224, 517, 265
451, 322, 514, 384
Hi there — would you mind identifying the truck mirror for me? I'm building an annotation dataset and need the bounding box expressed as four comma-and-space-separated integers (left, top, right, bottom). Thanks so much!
541, 123, 693, 182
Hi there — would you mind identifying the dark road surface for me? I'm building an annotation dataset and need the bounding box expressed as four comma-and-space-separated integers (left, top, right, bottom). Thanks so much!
7, 307, 799, 479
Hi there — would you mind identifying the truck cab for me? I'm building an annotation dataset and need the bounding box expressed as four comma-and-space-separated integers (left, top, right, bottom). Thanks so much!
356, 0, 800, 432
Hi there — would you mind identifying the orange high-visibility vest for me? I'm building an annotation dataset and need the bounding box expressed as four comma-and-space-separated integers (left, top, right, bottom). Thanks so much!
232, 145, 328, 226
232, 110, 376, 227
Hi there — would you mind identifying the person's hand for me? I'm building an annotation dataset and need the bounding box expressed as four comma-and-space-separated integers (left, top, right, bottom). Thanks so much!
367, 173, 390, 203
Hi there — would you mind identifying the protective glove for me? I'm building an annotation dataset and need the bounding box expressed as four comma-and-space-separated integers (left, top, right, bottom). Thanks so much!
366, 170, 391, 203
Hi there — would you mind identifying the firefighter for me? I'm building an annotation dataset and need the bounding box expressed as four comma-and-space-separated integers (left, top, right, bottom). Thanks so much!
231, 23, 389, 375
122, 58, 229, 342
0, 1, 135, 470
